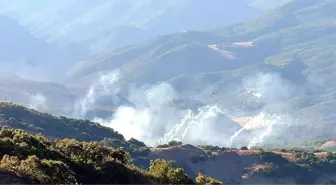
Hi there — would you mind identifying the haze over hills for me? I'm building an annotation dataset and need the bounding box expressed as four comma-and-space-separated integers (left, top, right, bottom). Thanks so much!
3, 0, 335, 146
62, 0, 336, 146
1, 0, 336, 184
1, 102, 336, 184
0, 15, 85, 81
0, 0, 261, 54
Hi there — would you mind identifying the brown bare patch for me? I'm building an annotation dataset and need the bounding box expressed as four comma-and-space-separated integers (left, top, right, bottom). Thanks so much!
321, 141, 336, 149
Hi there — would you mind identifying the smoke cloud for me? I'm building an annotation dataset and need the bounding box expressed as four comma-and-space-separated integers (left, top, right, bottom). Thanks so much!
28, 93, 47, 111
242, 72, 297, 104
73, 70, 121, 118
76, 71, 300, 148
95, 81, 185, 145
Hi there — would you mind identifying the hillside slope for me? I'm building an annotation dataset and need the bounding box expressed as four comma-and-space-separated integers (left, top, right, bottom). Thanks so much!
0, 103, 335, 184
0, 127, 203, 184
0, 103, 226, 184
151, 145, 336, 184
68, 0, 336, 85
64, 0, 336, 145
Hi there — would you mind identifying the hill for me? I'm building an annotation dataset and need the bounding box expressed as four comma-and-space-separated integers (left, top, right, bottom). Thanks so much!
151, 145, 336, 184
1, 102, 336, 184
0, 71, 75, 107
0, 15, 84, 81
0, 102, 123, 141
0, 102, 155, 167
0, 71, 129, 119
64, 0, 336, 145
0, 127, 212, 184
0, 102, 225, 184
0, 0, 261, 54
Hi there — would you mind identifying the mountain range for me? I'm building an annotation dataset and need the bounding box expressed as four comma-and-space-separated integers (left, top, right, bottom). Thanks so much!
61, 0, 336, 142
0, 15, 85, 81
1, 0, 336, 184
0, 0, 335, 149
0, 0, 261, 54
0, 102, 336, 184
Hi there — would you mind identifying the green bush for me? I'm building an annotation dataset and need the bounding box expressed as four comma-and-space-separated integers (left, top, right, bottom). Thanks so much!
195, 173, 223, 185
149, 159, 193, 184
0, 127, 222, 184
240, 146, 248, 150
0, 155, 77, 184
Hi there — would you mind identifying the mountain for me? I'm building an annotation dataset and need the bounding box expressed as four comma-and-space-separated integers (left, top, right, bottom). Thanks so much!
0, 0, 261, 54
65, 0, 336, 143
0, 71, 75, 103
0, 15, 84, 81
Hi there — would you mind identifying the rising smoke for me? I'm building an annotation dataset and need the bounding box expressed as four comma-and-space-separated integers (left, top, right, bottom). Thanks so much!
28, 93, 47, 111
77, 70, 299, 148
73, 70, 121, 118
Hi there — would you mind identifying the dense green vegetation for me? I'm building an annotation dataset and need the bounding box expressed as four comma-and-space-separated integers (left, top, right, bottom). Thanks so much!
0, 102, 149, 156
0, 126, 222, 184
0, 102, 124, 141
195, 173, 223, 185
257, 150, 336, 184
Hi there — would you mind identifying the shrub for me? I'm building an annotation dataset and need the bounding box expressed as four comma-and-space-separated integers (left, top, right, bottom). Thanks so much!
195, 173, 223, 185
149, 159, 193, 184
240, 146, 248, 150
0, 155, 77, 184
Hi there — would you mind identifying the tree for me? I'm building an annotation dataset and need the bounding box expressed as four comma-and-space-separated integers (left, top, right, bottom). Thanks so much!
168, 140, 183, 147
240, 146, 248, 150
149, 159, 192, 184
195, 173, 223, 185
0, 155, 77, 184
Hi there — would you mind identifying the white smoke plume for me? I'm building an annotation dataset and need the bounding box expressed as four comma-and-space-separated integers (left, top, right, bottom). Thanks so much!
82, 71, 298, 148
227, 112, 292, 148
29, 93, 47, 110
243, 72, 297, 104
73, 70, 121, 117
226, 72, 299, 148
95, 82, 185, 145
